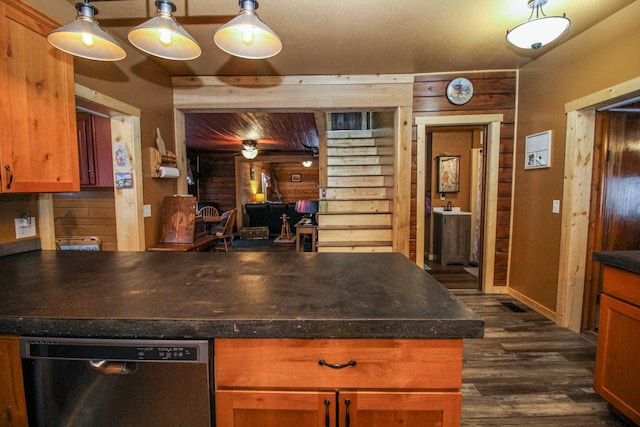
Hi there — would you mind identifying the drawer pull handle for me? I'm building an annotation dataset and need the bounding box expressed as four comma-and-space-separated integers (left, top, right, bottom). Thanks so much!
4, 165, 12, 189
324, 399, 331, 427
344, 398, 351, 427
318, 358, 356, 369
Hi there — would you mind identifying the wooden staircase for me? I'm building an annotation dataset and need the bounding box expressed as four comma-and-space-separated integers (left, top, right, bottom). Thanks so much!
317, 130, 394, 252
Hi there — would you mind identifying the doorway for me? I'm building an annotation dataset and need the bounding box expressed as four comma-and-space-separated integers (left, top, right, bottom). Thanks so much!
583, 111, 640, 331
415, 114, 504, 295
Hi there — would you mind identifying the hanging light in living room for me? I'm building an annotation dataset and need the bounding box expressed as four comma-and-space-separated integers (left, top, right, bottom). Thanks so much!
214, 0, 282, 59
241, 140, 259, 159
506, 0, 570, 50
128, 0, 201, 61
47, 0, 126, 61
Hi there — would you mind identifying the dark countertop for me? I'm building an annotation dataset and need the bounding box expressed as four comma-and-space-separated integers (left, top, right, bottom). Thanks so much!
0, 251, 483, 340
593, 250, 640, 275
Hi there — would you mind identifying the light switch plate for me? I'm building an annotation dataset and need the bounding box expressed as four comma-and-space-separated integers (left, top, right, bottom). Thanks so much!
552, 200, 560, 214
143, 204, 152, 217
15, 217, 36, 239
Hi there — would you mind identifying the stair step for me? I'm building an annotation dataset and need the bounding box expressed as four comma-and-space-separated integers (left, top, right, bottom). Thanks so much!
327, 138, 376, 147
327, 146, 394, 156
328, 155, 393, 166
318, 213, 392, 227
318, 228, 392, 241
317, 240, 392, 247
323, 200, 392, 213
327, 165, 394, 176
319, 225, 392, 230
317, 246, 394, 253
326, 130, 374, 139
327, 175, 393, 188
324, 187, 392, 200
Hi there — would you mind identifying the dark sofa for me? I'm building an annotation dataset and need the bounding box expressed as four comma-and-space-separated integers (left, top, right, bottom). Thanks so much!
244, 203, 304, 236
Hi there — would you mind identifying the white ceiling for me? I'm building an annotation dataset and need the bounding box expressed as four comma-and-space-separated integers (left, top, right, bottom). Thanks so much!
67, 0, 634, 77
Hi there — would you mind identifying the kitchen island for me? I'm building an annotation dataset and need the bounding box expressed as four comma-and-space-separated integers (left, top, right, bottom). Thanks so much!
0, 251, 483, 426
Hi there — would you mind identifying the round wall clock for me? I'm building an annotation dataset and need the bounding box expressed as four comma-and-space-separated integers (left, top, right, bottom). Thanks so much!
446, 77, 474, 105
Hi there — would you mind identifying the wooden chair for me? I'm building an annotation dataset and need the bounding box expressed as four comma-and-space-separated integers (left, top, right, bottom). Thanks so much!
213, 209, 237, 252
197, 206, 220, 223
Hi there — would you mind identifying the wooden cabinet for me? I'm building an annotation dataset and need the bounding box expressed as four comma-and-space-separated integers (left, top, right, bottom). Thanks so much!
215, 339, 462, 427
76, 112, 114, 187
594, 266, 640, 425
433, 212, 471, 265
0, 336, 28, 427
0, 0, 79, 193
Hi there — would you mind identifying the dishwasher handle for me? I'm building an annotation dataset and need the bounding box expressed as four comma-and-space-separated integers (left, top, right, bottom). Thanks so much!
88, 360, 138, 375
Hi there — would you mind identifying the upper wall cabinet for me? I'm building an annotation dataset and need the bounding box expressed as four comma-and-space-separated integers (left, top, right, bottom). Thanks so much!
0, 0, 79, 193
77, 112, 114, 188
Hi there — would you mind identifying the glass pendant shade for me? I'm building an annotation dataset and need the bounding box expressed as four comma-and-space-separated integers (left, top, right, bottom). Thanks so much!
214, 1, 282, 59
242, 148, 259, 159
241, 139, 259, 159
506, 0, 570, 50
47, 3, 126, 61
506, 15, 570, 49
128, 1, 201, 60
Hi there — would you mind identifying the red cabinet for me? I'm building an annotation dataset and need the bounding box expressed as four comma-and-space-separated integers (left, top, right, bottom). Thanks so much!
76, 112, 113, 187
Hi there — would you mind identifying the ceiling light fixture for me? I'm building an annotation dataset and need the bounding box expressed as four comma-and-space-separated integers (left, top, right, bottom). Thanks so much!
214, 0, 282, 59
506, 0, 570, 50
128, 0, 201, 61
47, 0, 126, 61
302, 160, 313, 168
241, 140, 259, 159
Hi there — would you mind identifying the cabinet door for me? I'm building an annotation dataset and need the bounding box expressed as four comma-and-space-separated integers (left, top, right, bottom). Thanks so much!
216, 390, 336, 427
76, 112, 113, 187
0, 336, 28, 427
0, 0, 79, 193
594, 294, 640, 424
339, 391, 461, 427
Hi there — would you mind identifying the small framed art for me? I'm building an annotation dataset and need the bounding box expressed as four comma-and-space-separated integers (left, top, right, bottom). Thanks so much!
436, 155, 460, 193
291, 173, 302, 182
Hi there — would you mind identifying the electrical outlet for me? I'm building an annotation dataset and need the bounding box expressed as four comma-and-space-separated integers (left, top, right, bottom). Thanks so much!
15, 217, 36, 239
143, 204, 152, 217
552, 200, 560, 214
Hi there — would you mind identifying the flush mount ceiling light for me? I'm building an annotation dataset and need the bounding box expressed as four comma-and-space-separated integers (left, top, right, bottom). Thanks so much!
214, 0, 282, 59
47, 0, 126, 61
241, 140, 259, 159
302, 160, 313, 168
506, 0, 570, 50
128, 0, 201, 61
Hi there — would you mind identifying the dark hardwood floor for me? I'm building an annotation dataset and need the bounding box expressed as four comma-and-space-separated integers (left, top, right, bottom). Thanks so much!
227, 241, 632, 426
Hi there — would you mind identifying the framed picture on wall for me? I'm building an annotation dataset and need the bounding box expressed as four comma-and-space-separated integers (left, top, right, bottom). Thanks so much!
291, 173, 302, 182
524, 130, 551, 169
436, 155, 460, 193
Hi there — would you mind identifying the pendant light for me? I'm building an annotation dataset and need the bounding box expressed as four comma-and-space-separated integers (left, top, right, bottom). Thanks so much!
47, 1, 126, 61
128, 0, 201, 61
241, 140, 259, 159
214, 0, 282, 59
506, 0, 570, 50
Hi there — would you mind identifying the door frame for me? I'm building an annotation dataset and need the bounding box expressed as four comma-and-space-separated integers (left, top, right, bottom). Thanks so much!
560, 76, 640, 331
38, 84, 145, 251
415, 114, 504, 294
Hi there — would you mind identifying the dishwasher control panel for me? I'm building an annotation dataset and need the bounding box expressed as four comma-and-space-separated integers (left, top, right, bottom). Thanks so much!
20, 337, 209, 363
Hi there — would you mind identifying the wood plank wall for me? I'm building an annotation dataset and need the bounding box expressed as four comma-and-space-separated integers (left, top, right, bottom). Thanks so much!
270, 162, 319, 203
197, 154, 237, 212
52, 189, 117, 251
412, 71, 517, 287
197, 153, 320, 211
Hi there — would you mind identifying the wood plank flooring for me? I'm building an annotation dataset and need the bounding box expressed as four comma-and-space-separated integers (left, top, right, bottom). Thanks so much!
426, 264, 632, 426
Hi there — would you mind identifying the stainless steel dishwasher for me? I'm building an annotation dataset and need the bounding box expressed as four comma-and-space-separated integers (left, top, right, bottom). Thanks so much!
20, 337, 212, 427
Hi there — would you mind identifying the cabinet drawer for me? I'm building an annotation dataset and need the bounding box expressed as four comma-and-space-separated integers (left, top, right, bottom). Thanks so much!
603, 266, 640, 307
215, 338, 462, 390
